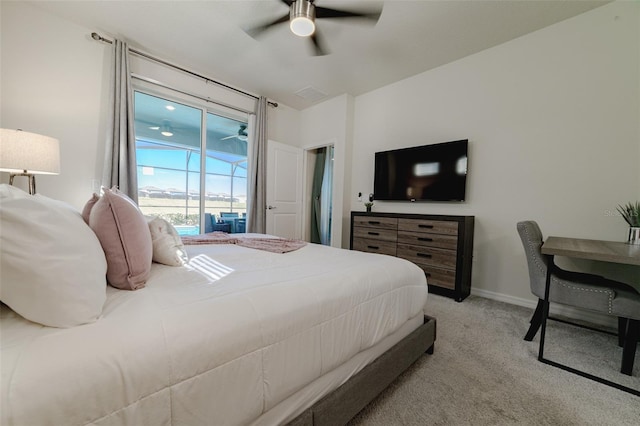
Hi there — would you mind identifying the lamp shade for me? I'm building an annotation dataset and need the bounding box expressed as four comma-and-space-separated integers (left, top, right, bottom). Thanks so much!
0, 129, 60, 175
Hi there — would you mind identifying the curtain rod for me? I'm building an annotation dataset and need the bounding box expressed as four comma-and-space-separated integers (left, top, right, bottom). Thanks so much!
91, 32, 278, 108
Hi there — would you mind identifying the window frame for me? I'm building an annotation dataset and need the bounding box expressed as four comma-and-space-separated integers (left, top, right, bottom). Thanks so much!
133, 85, 250, 234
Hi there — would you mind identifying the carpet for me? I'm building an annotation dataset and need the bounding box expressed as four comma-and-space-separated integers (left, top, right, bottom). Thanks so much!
349, 294, 639, 425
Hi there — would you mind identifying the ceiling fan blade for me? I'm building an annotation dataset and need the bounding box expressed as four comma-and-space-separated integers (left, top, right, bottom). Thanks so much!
315, 6, 382, 22
245, 13, 290, 38
310, 30, 328, 56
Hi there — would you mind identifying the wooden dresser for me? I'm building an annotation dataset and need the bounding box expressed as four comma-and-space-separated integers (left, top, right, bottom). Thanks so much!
350, 212, 474, 301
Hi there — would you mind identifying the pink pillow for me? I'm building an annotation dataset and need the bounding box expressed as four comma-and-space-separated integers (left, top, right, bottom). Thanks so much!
88, 188, 152, 290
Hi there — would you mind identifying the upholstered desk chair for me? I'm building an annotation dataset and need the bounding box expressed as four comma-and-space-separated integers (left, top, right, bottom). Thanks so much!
517, 221, 639, 375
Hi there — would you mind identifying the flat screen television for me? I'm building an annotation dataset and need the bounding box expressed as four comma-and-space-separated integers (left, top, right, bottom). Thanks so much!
374, 139, 468, 202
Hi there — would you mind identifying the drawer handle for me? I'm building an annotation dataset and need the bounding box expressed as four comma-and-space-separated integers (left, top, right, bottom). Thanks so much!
417, 237, 433, 242
368, 221, 381, 225
368, 231, 380, 236
418, 224, 434, 229
417, 253, 432, 258
367, 245, 380, 250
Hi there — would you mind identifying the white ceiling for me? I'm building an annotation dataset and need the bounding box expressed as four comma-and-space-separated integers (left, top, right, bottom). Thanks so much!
27, 0, 609, 110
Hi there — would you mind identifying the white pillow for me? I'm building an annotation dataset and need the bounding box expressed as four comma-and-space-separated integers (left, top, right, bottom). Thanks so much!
146, 216, 188, 266
0, 185, 107, 327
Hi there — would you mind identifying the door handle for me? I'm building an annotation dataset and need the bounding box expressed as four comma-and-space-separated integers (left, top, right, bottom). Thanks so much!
267, 205, 276, 210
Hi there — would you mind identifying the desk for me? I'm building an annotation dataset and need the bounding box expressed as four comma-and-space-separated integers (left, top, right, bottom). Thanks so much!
540, 236, 640, 395
542, 237, 640, 266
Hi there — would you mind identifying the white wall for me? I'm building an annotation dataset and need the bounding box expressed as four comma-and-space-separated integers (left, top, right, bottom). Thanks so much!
350, 1, 640, 304
1, 1, 110, 209
0, 1, 301, 210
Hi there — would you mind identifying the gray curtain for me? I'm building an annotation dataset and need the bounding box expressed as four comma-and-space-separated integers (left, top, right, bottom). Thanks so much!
310, 147, 333, 245
102, 39, 137, 202
319, 146, 333, 245
310, 148, 326, 244
247, 96, 268, 234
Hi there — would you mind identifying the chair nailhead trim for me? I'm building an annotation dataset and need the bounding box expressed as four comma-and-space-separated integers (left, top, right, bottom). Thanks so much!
521, 223, 614, 315
555, 282, 614, 314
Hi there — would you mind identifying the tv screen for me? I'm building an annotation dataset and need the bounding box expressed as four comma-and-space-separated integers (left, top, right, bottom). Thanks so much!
374, 139, 468, 202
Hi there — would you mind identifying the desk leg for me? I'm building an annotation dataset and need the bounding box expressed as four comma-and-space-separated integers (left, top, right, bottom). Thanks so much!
538, 255, 554, 361
621, 319, 638, 375
536, 255, 639, 396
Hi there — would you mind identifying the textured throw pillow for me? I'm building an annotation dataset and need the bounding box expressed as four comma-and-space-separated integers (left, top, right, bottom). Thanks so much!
147, 216, 189, 266
89, 188, 152, 290
81, 192, 99, 225
0, 184, 107, 328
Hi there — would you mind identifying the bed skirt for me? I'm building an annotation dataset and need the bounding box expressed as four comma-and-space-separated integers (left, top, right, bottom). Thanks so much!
287, 315, 437, 426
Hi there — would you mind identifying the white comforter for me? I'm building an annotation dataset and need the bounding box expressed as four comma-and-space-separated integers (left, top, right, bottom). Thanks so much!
1, 241, 428, 426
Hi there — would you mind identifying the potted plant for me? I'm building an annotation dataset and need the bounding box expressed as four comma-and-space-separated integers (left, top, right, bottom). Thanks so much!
364, 202, 374, 213
617, 201, 640, 244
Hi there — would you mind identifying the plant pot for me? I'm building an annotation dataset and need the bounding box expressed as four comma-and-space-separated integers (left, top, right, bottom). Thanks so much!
366, 206, 372, 213
628, 227, 640, 245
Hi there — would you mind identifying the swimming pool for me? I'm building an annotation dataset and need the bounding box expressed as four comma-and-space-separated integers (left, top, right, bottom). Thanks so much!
174, 225, 200, 236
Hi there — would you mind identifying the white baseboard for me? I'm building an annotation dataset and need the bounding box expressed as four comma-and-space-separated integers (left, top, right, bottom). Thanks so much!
470, 288, 618, 330
471, 288, 537, 309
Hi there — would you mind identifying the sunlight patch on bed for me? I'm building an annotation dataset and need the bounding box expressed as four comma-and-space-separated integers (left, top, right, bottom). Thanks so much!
186, 254, 234, 281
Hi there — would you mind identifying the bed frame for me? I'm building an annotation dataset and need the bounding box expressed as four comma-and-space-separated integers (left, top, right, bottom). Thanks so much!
287, 315, 437, 426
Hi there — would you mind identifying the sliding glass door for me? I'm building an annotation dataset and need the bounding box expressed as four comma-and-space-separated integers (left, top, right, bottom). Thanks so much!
134, 91, 248, 235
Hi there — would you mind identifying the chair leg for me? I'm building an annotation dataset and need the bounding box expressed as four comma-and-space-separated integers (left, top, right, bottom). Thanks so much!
524, 299, 545, 341
618, 317, 628, 348
621, 319, 638, 376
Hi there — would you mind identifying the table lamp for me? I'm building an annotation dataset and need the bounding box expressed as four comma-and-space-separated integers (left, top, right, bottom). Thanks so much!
0, 128, 60, 194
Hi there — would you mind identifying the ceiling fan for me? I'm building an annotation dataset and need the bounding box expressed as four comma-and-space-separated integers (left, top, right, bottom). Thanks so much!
221, 124, 248, 141
245, 0, 383, 56
142, 119, 183, 137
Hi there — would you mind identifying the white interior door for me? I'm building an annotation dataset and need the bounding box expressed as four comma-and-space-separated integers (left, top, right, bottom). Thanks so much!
266, 140, 303, 239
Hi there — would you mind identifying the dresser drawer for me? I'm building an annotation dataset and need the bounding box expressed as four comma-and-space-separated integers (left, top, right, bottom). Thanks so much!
353, 226, 397, 242
353, 216, 398, 231
419, 265, 456, 290
396, 244, 457, 269
398, 218, 458, 236
353, 238, 397, 256
397, 230, 457, 250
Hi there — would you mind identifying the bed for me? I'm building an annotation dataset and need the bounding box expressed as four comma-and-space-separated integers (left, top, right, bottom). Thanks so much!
0, 186, 435, 426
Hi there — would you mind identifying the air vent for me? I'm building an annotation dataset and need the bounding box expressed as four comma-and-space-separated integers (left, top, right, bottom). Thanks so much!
294, 86, 328, 103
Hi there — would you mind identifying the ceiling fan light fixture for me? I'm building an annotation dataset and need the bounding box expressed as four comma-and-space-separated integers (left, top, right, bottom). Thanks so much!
161, 121, 174, 137
290, 0, 315, 37
290, 17, 315, 37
